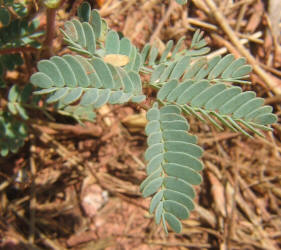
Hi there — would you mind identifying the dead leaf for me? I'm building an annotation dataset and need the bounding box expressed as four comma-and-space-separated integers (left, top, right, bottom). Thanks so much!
207, 171, 226, 217
122, 113, 147, 133
103, 54, 129, 67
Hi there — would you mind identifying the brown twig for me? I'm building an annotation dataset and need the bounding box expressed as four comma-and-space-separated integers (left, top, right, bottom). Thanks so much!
28, 144, 37, 244
149, 0, 177, 44
204, 0, 281, 95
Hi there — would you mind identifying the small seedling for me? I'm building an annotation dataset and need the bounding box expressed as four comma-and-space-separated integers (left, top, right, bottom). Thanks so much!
0, 1, 277, 234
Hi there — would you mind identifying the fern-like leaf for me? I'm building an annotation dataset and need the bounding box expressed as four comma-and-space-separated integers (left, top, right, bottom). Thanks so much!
61, 13, 142, 73
30, 54, 145, 120
141, 102, 203, 233
157, 79, 277, 136
141, 31, 210, 72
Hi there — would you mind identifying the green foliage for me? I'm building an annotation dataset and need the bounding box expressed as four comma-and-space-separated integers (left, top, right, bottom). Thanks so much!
0, 6, 10, 26
141, 103, 202, 233
7, 84, 32, 120
176, 0, 188, 4
0, 16, 42, 49
0, 1, 278, 234
31, 8, 145, 122
0, 111, 28, 156
0, 0, 43, 87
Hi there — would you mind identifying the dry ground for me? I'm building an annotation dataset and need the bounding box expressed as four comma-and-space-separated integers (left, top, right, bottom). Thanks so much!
0, 0, 281, 249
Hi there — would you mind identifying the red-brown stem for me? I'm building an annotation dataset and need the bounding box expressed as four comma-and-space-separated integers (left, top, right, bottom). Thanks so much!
0, 47, 38, 55
42, 8, 57, 57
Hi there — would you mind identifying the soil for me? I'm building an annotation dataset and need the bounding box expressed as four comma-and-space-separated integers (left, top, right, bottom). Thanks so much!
0, 0, 281, 249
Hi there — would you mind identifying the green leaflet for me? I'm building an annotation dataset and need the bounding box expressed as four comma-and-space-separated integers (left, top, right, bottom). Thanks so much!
150, 190, 164, 213
93, 89, 110, 108
233, 98, 264, 119
171, 36, 185, 59
63, 55, 89, 87
125, 46, 136, 70
0, 7, 11, 26
160, 40, 173, 63
30, 72, 53, 88
90, 9, 101, 39
163, 163, 202, 185
147, 132, 162, 146
62, 87, 83, 105
47, 88, 69, 103
157, 79, 178, 101
163, 130, 197, 143
232, 65, 252, 78
222, 58, 246, 78
191, 83, 226, 107
161, 120, 189, 130
177, 80, 209, 104
51, 56, 77, 87
147, 107, 160, 121
105, 30, 120, 54
164, 212, 182, 233
142, 177, 163, 197
194, 55, 221, 80
164, 151, 203, 171
82, 22, 96, 54
119, 37, 131, 56
169, 56, 190, 80
208, 54, 235, 79
166, 80, 193, 102
205, 87, 242, 110
163, 200, 189, 219
145, 143, 164, 161
218, 91, 256, 115
147, 153, 163, 175
148, 46, 158, 66
163, 176, 195, 198
72, 19, 86, 48
164, 141, 203, 157
140, 168, 162, 192
78, 2, 91, 22
150, 64, 166, 83
163, 189, 194, 211
155, 202, 163, 224
80, 88, 98, 105
38, 60, 64, 87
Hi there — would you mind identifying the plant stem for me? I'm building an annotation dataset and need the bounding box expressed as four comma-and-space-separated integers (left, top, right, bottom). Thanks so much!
41, 8, 57, 58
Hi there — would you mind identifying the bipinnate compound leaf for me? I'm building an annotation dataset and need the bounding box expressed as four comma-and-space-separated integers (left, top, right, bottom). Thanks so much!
142, 103, 203, 233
